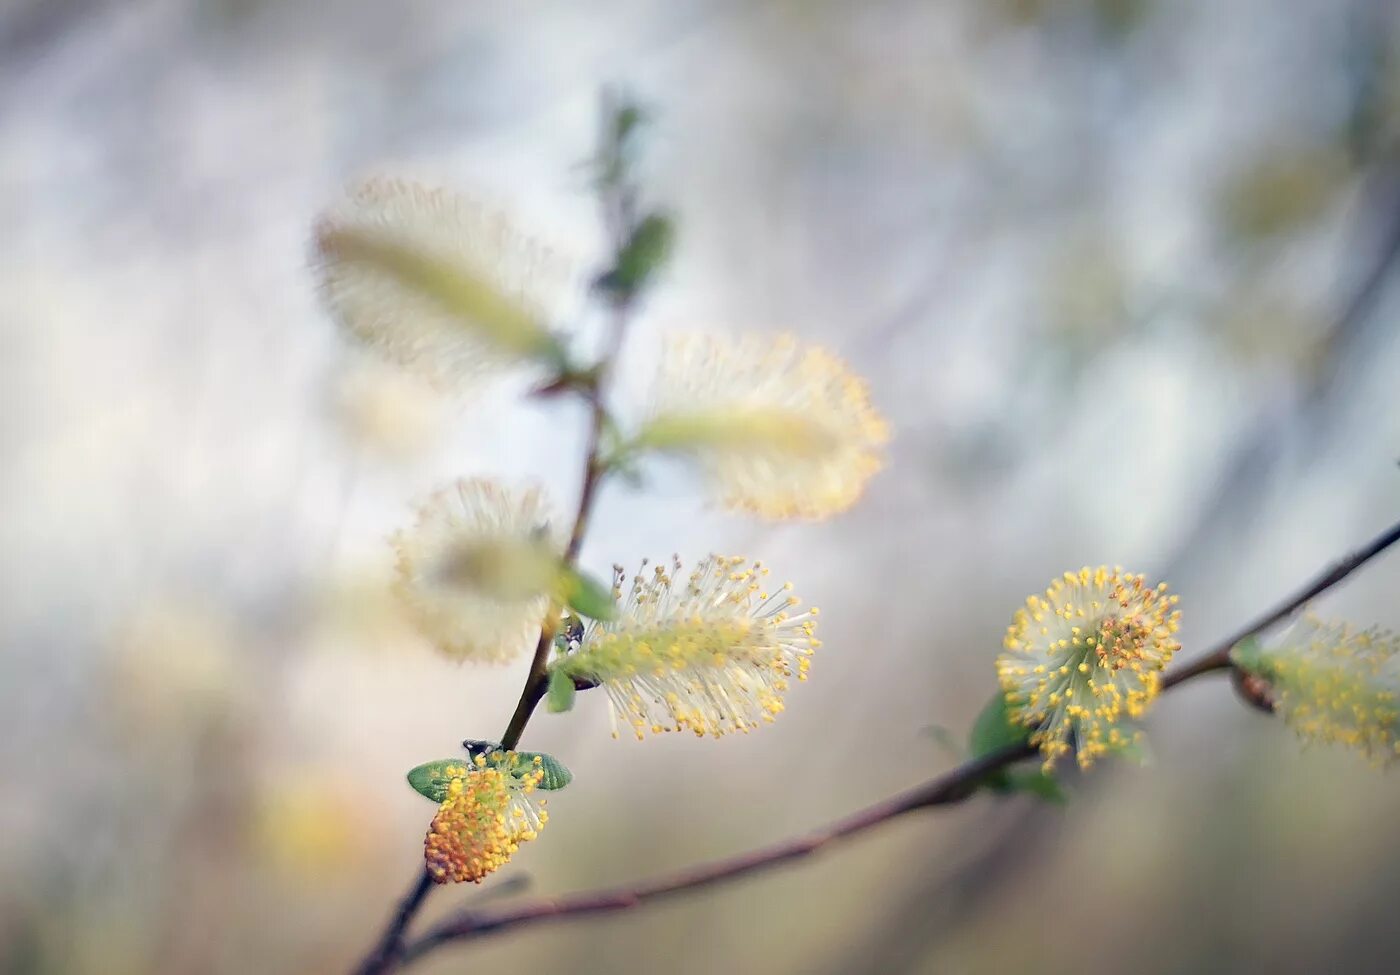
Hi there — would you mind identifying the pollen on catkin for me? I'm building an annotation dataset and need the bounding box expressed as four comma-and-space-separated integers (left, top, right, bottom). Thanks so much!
392, 479, 561, 664
997, 566, 1180, 769
313, 178, 567, 390
1239, 616, 1400, 765
423, 754, 549, 884
637, 332, 889, 520
551, 555, 820, 739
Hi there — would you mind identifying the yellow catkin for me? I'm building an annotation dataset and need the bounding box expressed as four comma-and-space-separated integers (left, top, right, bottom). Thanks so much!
641, 332, 889, 520
996, 566, 1180, 769
1256, 616, 1400, 765
424, 755, 548, 884
392, 479, 560, 664
554, 555, 820, 738
313, 178, 568, 390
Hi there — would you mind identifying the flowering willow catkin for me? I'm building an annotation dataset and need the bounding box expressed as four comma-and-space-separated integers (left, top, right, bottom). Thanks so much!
997, 566, 1180, 769
551, 555, 819, 738
636, 332, 888, 520
1233, 616, 1400, 764
423, 754, 549, 884
314, 178, 566, 390
392, 479, 561, 663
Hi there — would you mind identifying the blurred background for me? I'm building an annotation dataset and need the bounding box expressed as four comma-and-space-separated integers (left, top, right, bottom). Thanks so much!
4, 1, 1400, 972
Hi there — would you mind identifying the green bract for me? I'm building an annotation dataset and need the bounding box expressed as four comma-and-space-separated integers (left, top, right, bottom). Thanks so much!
547, 668, 578, 714
967, 691, 1066, 804
407, 748, 573, 803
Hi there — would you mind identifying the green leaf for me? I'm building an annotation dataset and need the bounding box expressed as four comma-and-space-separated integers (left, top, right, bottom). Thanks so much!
964, 691, 1063, 800
599, 213, 674, 296
406, 758, 475, 804
546, 667, 577, 714
968, 691, 1033, 759
559, 567, 617, 621
529, 752, 573, 791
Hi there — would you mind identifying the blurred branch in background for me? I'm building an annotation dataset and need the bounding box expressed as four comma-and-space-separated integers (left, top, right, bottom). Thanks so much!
391, 514, 1400, 967
1162, 141, 1400, 584
822, 111, 1400, 971
914, 0, 1400, 487
802, 112, 1400, 973
813, 803, 1055, 975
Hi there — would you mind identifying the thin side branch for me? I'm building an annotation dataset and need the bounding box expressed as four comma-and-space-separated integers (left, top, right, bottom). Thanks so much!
498, 386, 610, 752
396, 514, 1400, 964
498, 190, 637, 754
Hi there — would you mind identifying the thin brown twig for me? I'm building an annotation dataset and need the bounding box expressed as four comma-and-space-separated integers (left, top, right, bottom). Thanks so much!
355, 348, 624, 975
353, 139, 643, 975
498, 382, 611, 753
498, 136, 638, 754
352, 395, 615, 975
392, 514, 1400, 965
354, 349, 622, 975
1153, 142, 1400, 589
1161, 514, 1400, 689
353, 872, 433, 975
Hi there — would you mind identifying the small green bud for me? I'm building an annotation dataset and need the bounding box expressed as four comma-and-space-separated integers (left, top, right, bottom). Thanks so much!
612, 103, 649, 151
1228, 635, 1267, 674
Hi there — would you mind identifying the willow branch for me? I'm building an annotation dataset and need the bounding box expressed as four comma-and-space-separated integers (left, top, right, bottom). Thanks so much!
354, 354, 622, 975
498, 381, 612, 751
352, 871, 433, 975
499, 177, 636, 751
353, 392, 615, 975
354, 154, 643, 975
396, 514, 1400, 964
